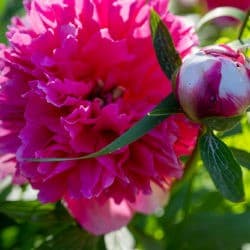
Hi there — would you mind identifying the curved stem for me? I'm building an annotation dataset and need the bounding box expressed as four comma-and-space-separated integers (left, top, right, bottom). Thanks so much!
172, 126, 204, 195
238, 9, 250, 43
168, 133, 201, 219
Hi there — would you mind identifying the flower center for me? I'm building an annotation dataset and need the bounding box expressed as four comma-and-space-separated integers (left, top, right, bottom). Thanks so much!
88, 79, 125, 106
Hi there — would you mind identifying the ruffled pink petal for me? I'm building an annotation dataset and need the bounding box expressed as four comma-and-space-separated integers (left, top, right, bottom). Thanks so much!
64, 182, 169, 234
129, 182, 169, 214
63, 195, 133, 235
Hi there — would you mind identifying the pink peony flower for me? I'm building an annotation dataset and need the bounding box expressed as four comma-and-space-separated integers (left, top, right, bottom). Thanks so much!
0, 45, 26, 184
0, 0, 199, 234
175, 45, 250, 130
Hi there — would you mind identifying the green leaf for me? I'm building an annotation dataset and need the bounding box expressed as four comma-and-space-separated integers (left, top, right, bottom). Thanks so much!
0, 201, 54, 222
217, 122, 242, 139
0, 185, 13, 202
129, 226, 163, 250
147, 93, 181, 116
150, 9, 182, 80
201, 115, 242, 131
0, 201, 72, 228
166, 212, 250, 250
199, 131, 244, 202
0, 0, 7, 18
37, 226, 99, 250
230, 147, 250, 169
160, 177, 195, 226
196, 7, 246, 31
22, 93, 180, 162
37, 226, 100, 250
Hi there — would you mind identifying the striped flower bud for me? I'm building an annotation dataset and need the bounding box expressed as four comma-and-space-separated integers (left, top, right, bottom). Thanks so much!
175, 45, 250, 130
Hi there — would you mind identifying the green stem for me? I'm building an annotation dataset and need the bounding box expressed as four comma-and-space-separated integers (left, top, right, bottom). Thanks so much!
238, 9, 250, 43
175, 128, 202, 186
183, 174, 195, 219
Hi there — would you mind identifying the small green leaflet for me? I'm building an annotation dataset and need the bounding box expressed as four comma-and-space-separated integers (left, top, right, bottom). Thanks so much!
196, 7, 246, 31
199, 131, 244, 202
201, 115, 242, 131
230, 147, 250, 170
22, 93, 181, 162
150, 9, 182, 80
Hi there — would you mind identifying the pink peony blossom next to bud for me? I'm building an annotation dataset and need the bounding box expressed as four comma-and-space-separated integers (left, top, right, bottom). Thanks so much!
175, 45, 250, 129
0, 46, 26, 184
0, 0, 199, 234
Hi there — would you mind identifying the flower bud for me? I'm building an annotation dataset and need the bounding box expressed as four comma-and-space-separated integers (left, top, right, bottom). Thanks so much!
175, 45, 250, 130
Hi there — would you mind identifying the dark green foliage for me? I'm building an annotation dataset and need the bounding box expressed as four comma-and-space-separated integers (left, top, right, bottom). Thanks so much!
150, 10, 182, 80
199, 131, 244, 202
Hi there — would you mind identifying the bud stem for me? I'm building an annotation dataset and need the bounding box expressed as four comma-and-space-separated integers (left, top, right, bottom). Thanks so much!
238, 9, 250, 44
